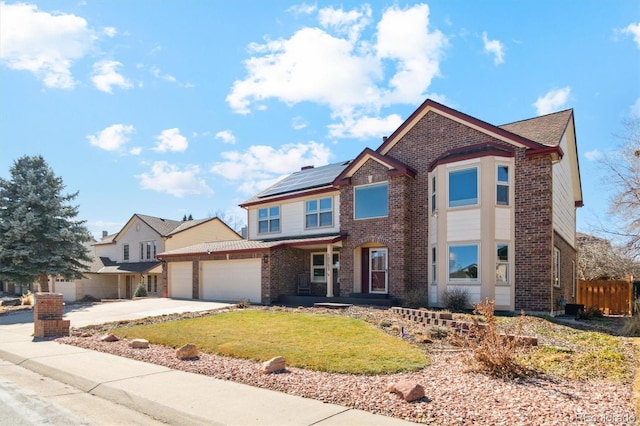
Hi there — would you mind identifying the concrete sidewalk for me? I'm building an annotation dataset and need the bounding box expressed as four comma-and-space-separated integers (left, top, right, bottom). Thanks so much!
0, 299, 414, 425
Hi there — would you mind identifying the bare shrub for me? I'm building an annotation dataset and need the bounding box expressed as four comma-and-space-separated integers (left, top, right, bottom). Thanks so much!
404, 288, 429, 308
442, 287, 469, 312
455, 299, 533, 379
622, 299, 640, 336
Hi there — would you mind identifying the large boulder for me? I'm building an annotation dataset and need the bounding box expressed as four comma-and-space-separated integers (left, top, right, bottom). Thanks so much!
129, 338, 149, 349
176, 343, 199, 360
261, 356, 286, 374
100, 333, 120, 342
387, 379, 425, 402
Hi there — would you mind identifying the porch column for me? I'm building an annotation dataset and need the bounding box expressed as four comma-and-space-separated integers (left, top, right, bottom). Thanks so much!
326, 244, 334, 297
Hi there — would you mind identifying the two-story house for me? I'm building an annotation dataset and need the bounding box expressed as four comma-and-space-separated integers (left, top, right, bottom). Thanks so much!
158, 99, 582, 313
52, 213, 241, 302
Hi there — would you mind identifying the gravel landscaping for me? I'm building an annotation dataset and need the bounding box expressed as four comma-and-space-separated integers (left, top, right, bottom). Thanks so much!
56, 305, 636, 425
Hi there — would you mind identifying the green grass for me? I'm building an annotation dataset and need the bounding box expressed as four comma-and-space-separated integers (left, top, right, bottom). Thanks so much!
110, 310, 429, 374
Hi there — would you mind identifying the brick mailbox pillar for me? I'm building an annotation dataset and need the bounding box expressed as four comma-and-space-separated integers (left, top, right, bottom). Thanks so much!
34, 293, 70, 338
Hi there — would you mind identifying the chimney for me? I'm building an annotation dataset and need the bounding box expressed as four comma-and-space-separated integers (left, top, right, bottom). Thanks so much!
102, 230, 108, 238
382, 136, 388, 142
301, 165, 314, 171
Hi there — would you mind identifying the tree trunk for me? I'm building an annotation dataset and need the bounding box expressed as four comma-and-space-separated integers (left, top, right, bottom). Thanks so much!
39, 273, 49, 293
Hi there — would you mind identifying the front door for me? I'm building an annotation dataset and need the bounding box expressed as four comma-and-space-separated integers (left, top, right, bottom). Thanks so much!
125, 275, 132, 299
370, 248, 388, 293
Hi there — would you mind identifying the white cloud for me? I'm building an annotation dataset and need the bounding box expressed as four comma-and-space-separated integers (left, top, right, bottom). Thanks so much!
226, 4, 447, 138
91, 60, 132, 93
153, 128, 188, 152
211, 141, 332, 194
87, 124, 135, 151
0, 2, 96, 88
215, 130, 236, 144
621, 22, 640, 48
103, 26, 117, 37
533, 87, 571, 115
630, 98, 640, 118
150, 66, 194, 88
584, 149, 603, 161
375, 4, 447, 105
292, 116, 308, 130
482, 32, 505, 65
129, 147, 142, 156
328, 113, 403, 139
137, 162, 213, 198
286, 3, 316, 16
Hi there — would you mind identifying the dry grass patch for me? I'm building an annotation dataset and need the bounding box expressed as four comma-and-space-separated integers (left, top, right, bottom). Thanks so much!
110, 309, 429, 375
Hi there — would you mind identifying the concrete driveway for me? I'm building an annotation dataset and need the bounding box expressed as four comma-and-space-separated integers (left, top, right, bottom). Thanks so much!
0, 298, 233, 334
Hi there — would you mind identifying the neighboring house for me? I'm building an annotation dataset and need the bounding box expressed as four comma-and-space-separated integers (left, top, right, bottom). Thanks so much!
51, 214, 241, 302
158, 99, 583, 313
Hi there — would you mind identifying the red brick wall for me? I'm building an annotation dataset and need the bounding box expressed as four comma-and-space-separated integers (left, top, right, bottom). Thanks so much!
513, 152, 554, 311
34, 293, 69, 337
264, 247, 307, 304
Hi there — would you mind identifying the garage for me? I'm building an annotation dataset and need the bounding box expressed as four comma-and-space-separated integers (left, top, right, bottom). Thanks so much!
169, 261, 193, 299
201, 259, 261, 303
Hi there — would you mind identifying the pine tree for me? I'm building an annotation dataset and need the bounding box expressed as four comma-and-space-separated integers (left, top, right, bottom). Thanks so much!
0, 155, 93, 292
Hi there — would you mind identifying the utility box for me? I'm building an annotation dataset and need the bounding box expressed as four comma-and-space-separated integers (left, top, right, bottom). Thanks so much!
34, 293, 69, 338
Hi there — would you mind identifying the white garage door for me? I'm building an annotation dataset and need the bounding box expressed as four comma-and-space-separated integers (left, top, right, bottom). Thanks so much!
169, 261, 193, 299
201, 259, 261, 303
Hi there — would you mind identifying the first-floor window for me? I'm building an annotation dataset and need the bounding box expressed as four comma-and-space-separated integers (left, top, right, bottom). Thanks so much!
496, 244, 509, 283
311, 252, 340, 282
431, 247, 437, 283
449, 244, 479, 281
147, 275, 152, 292
154, 276, 158, 293
553, 247, 561, 287
123, 244, 129, 261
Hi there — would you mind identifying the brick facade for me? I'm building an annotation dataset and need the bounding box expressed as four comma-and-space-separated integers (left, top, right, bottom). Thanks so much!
33, 293, 69, 337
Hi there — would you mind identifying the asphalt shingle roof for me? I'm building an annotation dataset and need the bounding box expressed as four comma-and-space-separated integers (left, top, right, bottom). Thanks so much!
499, 109, 573, 147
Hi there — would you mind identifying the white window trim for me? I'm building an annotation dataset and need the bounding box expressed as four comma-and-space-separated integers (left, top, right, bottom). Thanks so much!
353, 181, 389, 220
305, 197, 333, 229
123, 243, 130, 262
310, 252, 340, 283
447, 166, 480, 209
496, 242, 509, 284
258, 205, 281, 234
496, 164, 510, 206
431, 246, 437, 284
447, 243, 480, 284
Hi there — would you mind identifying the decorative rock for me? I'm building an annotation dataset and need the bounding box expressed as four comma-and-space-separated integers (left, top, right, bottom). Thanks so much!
129, 338, 149, 349
100, 333, 119, 342
388, 379, 425, 402
176, 343, 199, 360
261, 356, 286, 374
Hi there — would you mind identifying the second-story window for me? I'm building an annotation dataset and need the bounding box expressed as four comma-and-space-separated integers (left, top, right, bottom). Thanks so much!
258, 206, 280, 234
449, 167, 478, 208
123, 244, 129, 261
306, 197, 333, 228
431, 175, 437, 212
354, 182, 388, 219
497, 165, 509, 206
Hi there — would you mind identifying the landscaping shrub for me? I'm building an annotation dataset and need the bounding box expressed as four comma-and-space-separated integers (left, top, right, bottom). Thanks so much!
404, 288, 429, 309
236, 299, 251, 309
442, 287, 469, 312
575, 306, 604, 320
622, 299, 640, 336
455, 299, 533, 379
134, 283, 147, 298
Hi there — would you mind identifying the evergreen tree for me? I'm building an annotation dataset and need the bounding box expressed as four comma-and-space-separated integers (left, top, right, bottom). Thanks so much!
0, 155, 93, 292
188, 214, 193, 220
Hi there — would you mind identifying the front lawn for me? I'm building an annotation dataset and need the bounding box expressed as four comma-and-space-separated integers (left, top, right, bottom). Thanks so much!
110, 309, 429, 375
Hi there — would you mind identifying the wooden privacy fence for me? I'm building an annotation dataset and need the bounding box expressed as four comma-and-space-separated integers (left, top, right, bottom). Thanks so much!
577, 279, 632, 315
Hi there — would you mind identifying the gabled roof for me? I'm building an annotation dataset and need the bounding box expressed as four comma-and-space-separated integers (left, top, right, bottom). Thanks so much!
499, 109, 573, 148
136, 214, 184, 236
240, 161, 350, 207
333, 148, 416, 186
377, 99, 561, 158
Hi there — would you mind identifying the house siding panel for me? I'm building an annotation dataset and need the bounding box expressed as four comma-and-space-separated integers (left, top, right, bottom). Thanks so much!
165, 220, 241, 251
447, 209, 481, 241
495, 208, 511, 240
553, 134, 577, 248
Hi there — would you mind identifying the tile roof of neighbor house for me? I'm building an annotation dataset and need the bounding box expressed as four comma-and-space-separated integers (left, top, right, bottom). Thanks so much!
158, 234, 345, 257
97, 261, 160, 274
499, 109, 573, 147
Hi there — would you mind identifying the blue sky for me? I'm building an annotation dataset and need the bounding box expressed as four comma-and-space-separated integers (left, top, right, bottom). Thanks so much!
1, 1, 638, 240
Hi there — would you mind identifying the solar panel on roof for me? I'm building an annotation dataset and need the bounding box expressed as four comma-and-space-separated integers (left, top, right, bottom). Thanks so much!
258, 161, 350, 198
